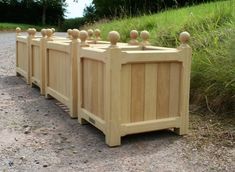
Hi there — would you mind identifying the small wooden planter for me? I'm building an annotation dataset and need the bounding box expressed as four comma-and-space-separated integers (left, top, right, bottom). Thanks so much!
29, 29, 72, 95
77, 31, 192, 146
16, 28, 70, 86
16, 28, 37, 84
44, 30, 114, 118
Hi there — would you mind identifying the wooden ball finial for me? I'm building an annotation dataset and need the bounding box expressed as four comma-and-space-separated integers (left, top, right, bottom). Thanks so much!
140, 30, 150, 46
67, 29, 72, 39
179, 31, 190, 44
129, 30, 139, 45
94, 29, 101, 40
51, 28, 55, 34
80, 30, 89, 46
87, 29, 94, 40
16, 27, 21, 35
41, 29, 47, 37
46, 29, 53, 40
31, 28, 36, 37
108, 31, 120, 47
72, 29, 80, 40
27, 28, 32, 35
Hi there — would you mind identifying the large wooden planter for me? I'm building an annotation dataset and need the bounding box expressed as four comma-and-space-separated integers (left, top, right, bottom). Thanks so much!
77, 32, 192, 146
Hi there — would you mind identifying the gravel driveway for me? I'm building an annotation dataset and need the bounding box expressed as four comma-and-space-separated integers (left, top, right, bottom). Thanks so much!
0, 32, 234, 172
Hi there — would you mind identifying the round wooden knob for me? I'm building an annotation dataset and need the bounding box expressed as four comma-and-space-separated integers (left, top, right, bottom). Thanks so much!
88, 29, 94, 39
130, 30, 138, 39
72, 29, 80, 39
67, 29, 72, 39
80, 30, 88, 42
27, 28, 32, 35
67, 29, 72, 35
179, 31, 190, 44
51, 28, 55, 33
129, 30, 139, 45
16, 27, 21, 34
108, 31, 120, 46
94, 29, 101, 39
41, 29, 47, 37
46, 29, 53, 38
31, 28, 36, 36
140, 30, 149, 41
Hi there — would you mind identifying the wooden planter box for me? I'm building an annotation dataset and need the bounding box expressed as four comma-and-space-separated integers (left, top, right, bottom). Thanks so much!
16, 35, 31, 83
16, 30, 69, 85
44, 40, 78, 118
30, 37, 73, 95
78, 43, 192, 146
30, 37, 45, 94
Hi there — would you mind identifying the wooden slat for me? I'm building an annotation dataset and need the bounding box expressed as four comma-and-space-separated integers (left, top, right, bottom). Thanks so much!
48, 50, 70, 98
87, 59, 92, 113
131, 64, 145, 122
121, 64, 131, 123
91, 60, 99, 116
82, 59, 89, 109
97, 62, 104, 119
169, 63, 181, 117
156, 63, 170, 119
121, 51, 182, 64
17, 42, 27, 71
32, 45, 40, 80
144, 63, 157, 120
121, 117, 181, 136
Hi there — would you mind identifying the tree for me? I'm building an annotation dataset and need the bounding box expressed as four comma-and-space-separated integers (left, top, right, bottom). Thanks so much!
36, 0, 67, 25
83, 4, 96, 23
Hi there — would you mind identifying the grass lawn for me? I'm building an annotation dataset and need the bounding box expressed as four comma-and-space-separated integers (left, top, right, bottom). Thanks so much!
0, 22, 55, 31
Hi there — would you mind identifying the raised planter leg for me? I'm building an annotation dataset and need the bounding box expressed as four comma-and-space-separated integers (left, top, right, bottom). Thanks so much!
105, 134, 121, 147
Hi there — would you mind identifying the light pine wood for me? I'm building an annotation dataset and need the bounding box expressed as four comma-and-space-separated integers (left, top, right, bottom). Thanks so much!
131, 64, 145, 122
31, 44, 40, 85
15, 30, 35, 84
169, 63, 181, 117
105, 47, 122, 146
91, 60, 99, 115
121, 117, 181, 136
157, 63, 170, 119
121, 64, 131, 123
16, 41, 28, 77
144, 63, 157, 120
97, 61, 104, 119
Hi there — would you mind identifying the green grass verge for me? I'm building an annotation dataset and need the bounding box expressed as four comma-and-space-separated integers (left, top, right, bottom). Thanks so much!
85, 0, 235, 113
0, 22, 55, 31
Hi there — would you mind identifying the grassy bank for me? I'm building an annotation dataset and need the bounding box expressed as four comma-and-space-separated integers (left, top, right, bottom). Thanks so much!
85, 0, 235, 113
0, 23, 54, 31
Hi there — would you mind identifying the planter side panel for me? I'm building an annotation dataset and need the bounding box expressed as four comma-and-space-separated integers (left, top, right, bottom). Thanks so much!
31, 45, 40, 83
16, 41, 28, 76
121, 62, 182, 124
47, 49, 71, 105
81, 58, 105, 120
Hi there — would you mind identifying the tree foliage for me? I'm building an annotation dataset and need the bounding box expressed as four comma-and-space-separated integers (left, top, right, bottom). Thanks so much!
0, 0, 66, 25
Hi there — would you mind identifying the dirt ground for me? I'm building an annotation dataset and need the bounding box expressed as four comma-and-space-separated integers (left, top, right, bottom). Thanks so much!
0, 32, 234, 172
